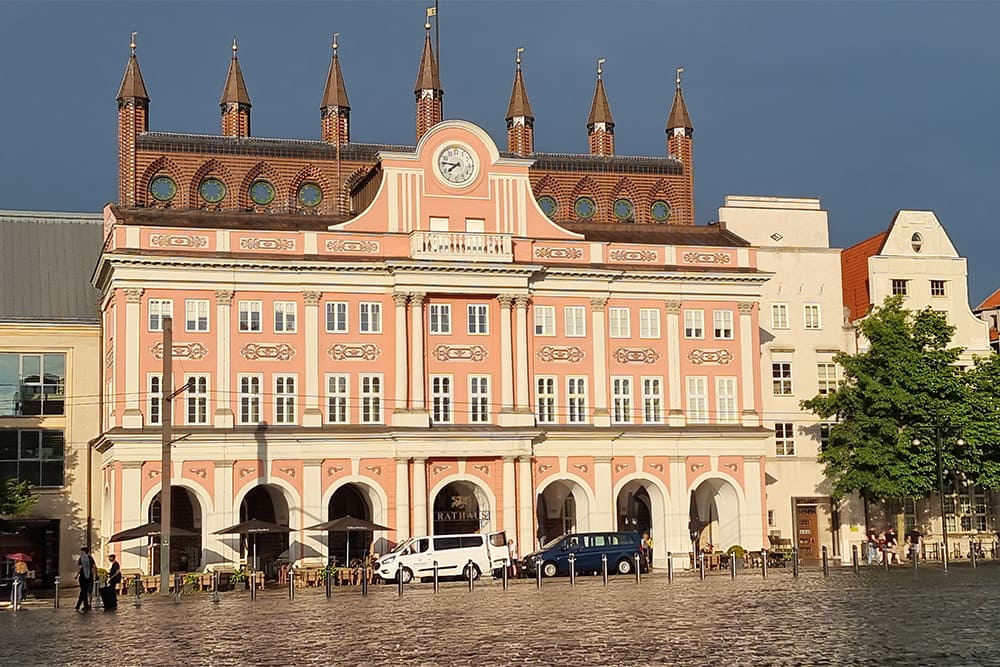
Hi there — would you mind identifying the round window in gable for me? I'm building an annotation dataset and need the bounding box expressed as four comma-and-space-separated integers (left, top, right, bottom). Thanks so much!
536, 195, 557, 218
297, 183, 323, 208
199, 177, 227, 204
651, 199, 672, 222
149, 175, 177, 202
574, 197, 597, 220
249, 179, 276, 206
911, 232, 923, 253
613, 198, 635, 221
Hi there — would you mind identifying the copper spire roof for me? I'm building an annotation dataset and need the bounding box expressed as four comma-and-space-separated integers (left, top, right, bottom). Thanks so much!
587, 62, 614, 126
321, 36, 350, 109
666, 84, 693, 131
220, 38, 252, 106
505, 53, 533, 120
116, 34, 149, 102
413, 28, 442, 93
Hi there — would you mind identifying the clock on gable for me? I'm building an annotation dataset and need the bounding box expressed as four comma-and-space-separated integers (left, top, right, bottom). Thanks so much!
435, 144, 477, 187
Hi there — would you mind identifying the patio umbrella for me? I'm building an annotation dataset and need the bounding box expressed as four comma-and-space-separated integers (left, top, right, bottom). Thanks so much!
213, 519, 290, 571
109, 522, 198, 542
5, 552, 32, 562
305, 515, 391, 567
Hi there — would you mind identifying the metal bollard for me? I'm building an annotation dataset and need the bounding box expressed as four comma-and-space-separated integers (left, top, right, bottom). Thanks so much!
433, 561, 439, 593
911, 544, 919, 571
699, 552, 706, 581
133, 573, 142, 607
942, 542, 949, 572
971, 540, 978, 569
730, 554, 737, 579
396, 566, 404, 596
568, 553, 576, 586
502, 558, 509, 590
761, 549, 768, 579
822, 546, 829, 576
667, 552, 674, 582
792, 547, 800, 578
213, 570, 221, 603
325, 562, 332, 599
635, 553, 641, 584
852, 545, 859, 574
53, 575, 61, 609
601, 554, 608, 586
288, 569, 295, 600
361, 568, 369, 597
467, 559, 475, 592
249, 571, 257, 601
535, 557, 543, 589
882, 546, 889, 573
11, 579, 20, 611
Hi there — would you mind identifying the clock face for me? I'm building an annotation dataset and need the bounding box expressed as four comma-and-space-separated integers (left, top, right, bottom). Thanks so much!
437, 145, 476, 185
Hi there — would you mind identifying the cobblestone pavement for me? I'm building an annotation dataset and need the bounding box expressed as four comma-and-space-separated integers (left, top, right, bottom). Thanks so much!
2, 566, 999, 666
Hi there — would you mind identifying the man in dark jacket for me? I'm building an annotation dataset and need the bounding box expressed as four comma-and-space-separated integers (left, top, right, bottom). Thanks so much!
105, 554, 122, 609
75, 547, 96, 611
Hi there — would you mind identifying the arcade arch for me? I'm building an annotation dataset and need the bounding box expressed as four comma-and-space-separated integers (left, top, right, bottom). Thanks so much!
690, 476, 743, 552
535, 477, 592, 546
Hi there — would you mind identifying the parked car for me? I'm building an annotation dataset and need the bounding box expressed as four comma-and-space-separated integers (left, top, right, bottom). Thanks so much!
375, 531, 507, 583
521, 531, 646, 577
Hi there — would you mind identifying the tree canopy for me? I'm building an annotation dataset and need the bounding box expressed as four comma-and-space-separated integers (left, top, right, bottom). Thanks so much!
802, 296, 1000, 501
0, 478, 37, 516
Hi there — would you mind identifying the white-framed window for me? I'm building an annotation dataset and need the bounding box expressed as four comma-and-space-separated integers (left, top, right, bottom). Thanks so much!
359, 302, 382, 333
771, 303, 789, 330
609, 308, 631, 338
567, 376, 587, 424
431, 375, 453, 423
686, 376, 708, 423
360, 374, 382, 424
326, 301, 348, 333
931, 280, 947, 297
819, 422, 834, 451
611, 376, 632, 423
468, 304, 489, 335
639, 308, 661, 339
149, 299, 173, 332
147, 374, 162, 425
326, 373, 349, 424
803, 304, 822, 330
274, 374, 296, 424
683, 310, 705, 339
534, 305, 555, 336
772, 362, 793, 395
429, 304, 452, 334
238, 300, 262, 332
817, 362, 838, 395
185, 299, 209, 332
891, 279, 908, 296
185, 374, 209, 425
564, 306, 587, 337
775, 422, 795, 456
536, 376, 557, 423
716, 376, 738, 423
469, 376, 490, 423
238, 374, 262, 425
641, 377, 663, 424
713, 310, 734, 339
273, 301, 297, 333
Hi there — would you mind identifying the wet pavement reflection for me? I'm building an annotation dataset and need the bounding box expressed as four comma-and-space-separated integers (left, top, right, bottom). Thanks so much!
3, 565, 1000, 666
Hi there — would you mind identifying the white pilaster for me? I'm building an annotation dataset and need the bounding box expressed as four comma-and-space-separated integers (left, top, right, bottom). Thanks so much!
302, 461, 325, 562
122, 289, 143, 428
498, 295, 514, 413
392, 293, 409, 419
594, 456, 614, 531
395, 458, 410, 541
410, 293, 426, 412
214, 290, 234, 428
502, 457, 516, 532
668, 457, 691, 569
590, 297, 610, 427
742, 457, 765, 551
738, 302, 759, 426
120, 462, 142, 570
514, 296, 530, 413
302, 292, 323, 427
665, 300, 685, 426
517, 456, 534, 552
412, 458, 428, 536
211, 460, 237, 565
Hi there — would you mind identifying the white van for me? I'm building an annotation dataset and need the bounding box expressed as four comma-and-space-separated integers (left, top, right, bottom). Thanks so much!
376, 531, 507, 583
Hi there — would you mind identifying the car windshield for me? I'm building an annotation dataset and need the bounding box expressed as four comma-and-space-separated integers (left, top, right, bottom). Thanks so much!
388, 539, 412, 555
541, 535, 567, 550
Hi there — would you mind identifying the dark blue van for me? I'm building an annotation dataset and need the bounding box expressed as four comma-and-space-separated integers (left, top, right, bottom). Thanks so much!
521, 531, 645, 577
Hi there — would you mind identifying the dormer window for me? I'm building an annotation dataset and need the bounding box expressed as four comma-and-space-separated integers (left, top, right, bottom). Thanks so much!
911, 233, 923, 253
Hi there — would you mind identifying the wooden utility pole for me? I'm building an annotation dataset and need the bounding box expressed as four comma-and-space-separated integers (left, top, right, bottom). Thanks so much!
160, 315, 173, 594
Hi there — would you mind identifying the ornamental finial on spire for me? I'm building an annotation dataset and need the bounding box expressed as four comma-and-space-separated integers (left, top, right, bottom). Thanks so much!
232, 36, 238, 57
333, 31, 339, 55
675, 66, 684, 90
425, 5, 436, 30
130, 31, 137, 55
516, 47, 524, 70
597, 57, 605, 79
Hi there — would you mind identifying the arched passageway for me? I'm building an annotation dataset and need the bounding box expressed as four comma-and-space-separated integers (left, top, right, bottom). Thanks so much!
433, 480, 490, 535
690, 478, 742, 552
240, 484, 289, 576
536, 479, 591, 547
328, 484, 371, 566
149, 486, 202, 573
617, 483, 652, 535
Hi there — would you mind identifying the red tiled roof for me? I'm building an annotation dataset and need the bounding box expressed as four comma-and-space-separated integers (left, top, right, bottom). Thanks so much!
976, 287, 1000, 312
841, 231, 887, 322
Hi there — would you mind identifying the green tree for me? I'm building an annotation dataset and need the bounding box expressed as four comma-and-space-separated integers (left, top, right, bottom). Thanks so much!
801, 296, 985, 503
0, 478, 37, 516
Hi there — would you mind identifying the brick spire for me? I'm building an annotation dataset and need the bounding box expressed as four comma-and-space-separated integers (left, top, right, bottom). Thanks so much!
220, 38, 251, 138
117, 32, 149, 207
505, 48, 534, 156
587, 59, 614, 156
667, 67, 694, 225
321, 33, 351, 144
414, 20, 443, 142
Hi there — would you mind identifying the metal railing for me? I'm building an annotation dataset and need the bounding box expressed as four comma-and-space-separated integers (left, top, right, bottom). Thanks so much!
410, 231, 513, 262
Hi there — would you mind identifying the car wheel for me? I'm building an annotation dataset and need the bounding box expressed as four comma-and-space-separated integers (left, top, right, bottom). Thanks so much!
542, 561, 559, 577
462, 564, 481, 581
616, 558, 633, 575
400, 568, 414, 584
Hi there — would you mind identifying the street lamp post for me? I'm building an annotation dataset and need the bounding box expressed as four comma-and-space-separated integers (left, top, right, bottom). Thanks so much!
913, 426, 964, 571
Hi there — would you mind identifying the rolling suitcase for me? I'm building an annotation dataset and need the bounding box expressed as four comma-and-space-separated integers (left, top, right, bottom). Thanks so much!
99, 585, 117, 609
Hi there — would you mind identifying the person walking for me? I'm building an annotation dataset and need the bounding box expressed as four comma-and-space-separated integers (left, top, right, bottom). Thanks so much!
74, 546, 96, 611
866, 530, 879, 566
13, 559, 29, 604
507, 539, 518, 578
641, 532, 654, 569
104, 554, 122, 609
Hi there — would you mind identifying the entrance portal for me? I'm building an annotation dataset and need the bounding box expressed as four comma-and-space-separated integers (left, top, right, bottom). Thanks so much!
616, 483, 652, 535
795, 503, 820, 559
149, 486, 202, 573
328, 484, 371, 566
432, 481, 489, 535
536, 480, 590, 546
240, 485, 289, 577
690, 478, 742, 552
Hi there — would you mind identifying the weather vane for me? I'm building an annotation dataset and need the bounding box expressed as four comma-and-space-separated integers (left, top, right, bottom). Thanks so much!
675, 66, 684, 89
130, 31, 137, 55
516, 47, 524, 69
597, 57, 605, 78
333, 32, 339, 54
232, 36, 238, 56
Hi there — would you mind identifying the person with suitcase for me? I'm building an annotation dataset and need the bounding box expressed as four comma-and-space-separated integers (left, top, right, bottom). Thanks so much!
101, 554, 122, 609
